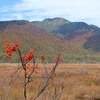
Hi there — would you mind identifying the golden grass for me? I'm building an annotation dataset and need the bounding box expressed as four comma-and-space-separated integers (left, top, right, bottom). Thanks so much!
0, 63, 100, 100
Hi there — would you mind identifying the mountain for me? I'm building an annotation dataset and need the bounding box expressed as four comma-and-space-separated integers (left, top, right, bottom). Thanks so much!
32, 18, 100, 52
32, 17, 70, 33
0, 20, 81, 63
0, 18, 100, 63
32, 18, 100, 35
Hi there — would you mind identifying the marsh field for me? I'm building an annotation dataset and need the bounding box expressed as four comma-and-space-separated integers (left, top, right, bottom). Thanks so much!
0, 63, 100, 100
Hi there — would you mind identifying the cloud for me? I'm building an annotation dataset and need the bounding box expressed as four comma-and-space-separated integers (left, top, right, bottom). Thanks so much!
0, 0, 100, 27
11, 13, 24, 19
0, 6, 10, 12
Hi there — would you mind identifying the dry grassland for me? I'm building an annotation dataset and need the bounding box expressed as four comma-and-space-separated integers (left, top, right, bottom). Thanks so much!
0, 63, 100, 100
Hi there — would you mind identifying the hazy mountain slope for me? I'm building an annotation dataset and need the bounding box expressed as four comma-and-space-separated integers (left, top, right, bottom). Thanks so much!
0, 19, 100, 63
32, 18, 100, 52
0, 20, 82, 62
32, 17, 70, 33
83, 34, 100, 52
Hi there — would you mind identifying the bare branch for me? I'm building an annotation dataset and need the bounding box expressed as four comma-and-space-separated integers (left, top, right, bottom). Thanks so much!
34, 61, 59, 100
8, 65, 22, 84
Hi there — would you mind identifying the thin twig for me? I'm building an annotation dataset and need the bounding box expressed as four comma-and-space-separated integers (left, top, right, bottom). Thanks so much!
34, 61, 59, 100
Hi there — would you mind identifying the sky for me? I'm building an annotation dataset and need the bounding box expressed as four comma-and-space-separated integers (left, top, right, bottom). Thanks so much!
0, 0, 100, 27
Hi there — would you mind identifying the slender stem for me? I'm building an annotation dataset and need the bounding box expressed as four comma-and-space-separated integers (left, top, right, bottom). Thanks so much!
34, 61, 59, 100
17, 49, 27, 100
17, 49, 26, 70
23, 72, 27, 100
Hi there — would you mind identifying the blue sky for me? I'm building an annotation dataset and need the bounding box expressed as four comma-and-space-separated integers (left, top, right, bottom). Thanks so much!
0, 0, 100, 27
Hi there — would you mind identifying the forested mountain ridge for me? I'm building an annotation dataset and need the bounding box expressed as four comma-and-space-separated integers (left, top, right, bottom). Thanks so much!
0, 18, 100, 63
32, 17, 100, 52
0, 20, 80, 62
